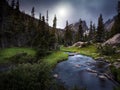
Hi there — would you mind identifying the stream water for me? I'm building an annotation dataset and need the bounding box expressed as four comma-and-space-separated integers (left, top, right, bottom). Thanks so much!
53, 53, 117, 90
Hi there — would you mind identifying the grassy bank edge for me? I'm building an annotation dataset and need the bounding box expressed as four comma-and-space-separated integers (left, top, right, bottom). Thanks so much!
60, 45, 99, 59
42, 51, 68, 68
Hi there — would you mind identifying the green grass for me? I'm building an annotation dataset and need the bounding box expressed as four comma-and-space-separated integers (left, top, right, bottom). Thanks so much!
61, 45, 99, 58
0, 47, 36, 64
42, 51, 68, 67
61, 44, 120, 63
0, 47, 68, 67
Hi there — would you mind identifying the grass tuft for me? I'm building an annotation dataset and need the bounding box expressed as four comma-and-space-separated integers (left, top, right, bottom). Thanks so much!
42, 51, 68, 68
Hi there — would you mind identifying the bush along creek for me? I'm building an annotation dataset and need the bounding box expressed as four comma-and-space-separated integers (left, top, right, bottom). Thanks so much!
0, 48, 69, 90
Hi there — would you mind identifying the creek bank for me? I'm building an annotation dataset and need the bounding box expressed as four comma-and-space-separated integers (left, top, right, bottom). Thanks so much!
53, 53, 118, 90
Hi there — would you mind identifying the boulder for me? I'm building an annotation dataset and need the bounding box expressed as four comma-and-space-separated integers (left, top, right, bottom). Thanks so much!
113, 62, 120, 69
98, 75, 107, 80
103, 33, 120, 46
75, 64, 81, 68
72, 41, 88, 48
116, 50, 120, 53
117, 59, 120, 62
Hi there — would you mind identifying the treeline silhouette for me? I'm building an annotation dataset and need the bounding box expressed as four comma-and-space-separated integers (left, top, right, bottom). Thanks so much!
0, 0, 60, 52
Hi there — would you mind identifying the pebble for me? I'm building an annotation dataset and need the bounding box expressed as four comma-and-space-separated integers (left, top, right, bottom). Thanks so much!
53, 74, 58, 78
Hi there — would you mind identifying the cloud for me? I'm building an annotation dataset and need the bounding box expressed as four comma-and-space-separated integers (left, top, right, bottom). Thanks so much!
19, 0, 118, 28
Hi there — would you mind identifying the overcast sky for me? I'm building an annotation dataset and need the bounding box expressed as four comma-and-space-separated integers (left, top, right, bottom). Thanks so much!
11, 0, 118, 28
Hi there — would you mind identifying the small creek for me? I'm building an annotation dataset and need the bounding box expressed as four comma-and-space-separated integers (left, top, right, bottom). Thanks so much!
53, 53, 117, 90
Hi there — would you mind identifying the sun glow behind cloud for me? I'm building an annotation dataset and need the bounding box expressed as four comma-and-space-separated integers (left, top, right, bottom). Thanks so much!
49, 3, 74, 28
57, 7, 68, 18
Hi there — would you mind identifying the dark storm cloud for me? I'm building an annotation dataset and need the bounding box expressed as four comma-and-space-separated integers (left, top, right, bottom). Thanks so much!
20, 0, 61, 7
16, 0, 118, 28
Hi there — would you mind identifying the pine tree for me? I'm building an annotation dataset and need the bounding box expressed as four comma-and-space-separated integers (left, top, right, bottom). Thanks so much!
88, 21, 93, 41
41, 16, 50, 49
39, 13, 41, 21
64, 21, 72, 46
46, 10, 49, 24
118, 1, 120, 14
76, 19, 83, 42
32, 16, 47, 49
11, 0, 15, 9
96, 14, 104, 42
49, 15, 57, 49
89, 22, 96, 41
110, 1, 120, 37
93, 24, 96, 34
31, 7, 35, 18
16, 0, 20, 11
92, 24, 96, 40
53, 15, 57, 34
37, 13, 41, 32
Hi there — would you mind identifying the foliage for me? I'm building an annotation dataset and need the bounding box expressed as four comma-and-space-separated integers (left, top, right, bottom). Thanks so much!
0, 47, 36, 64
0, 63, 53, 90
110, 1, 120, 37
1, 0, 57, 51
31, 7, 35, 17
64, 21, 73, 46
97, 44, 116, 55
96, 14, 105, 42
75, 19, 84, 42
110, 66, 120, 82
0, 47, 69, 90
9, 53, 36, 64
49, 15, 57, 49
114, 87, 120, 90
88, 22, 96, 41
52, 84, 67, 90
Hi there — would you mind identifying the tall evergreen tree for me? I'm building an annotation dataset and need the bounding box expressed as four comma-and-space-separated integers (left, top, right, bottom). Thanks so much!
88, 21, 93, 40
39, 13, 41, 21
31, 7, 35, 18
11, 0, 15, 9
16, 0, 20, 11
76, 19, 83, 42
92, 24, 96, 40
32, 16, 46, 49
41, 16, 50, 49
64, 21, 72, 46
96, 14, 104, 42
110, 1, 120, 37
46, 10, 49, 24
53, 15, 57, 34
49, 15, 57, 49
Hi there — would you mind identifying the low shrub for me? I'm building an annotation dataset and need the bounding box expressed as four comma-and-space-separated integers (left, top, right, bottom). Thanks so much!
8, 53, 36, 64
97, 44, 116, 55
35, 49, 52, 59
114, 87, 120, 90
110, 66, 120, 82
0, 63, 53, 90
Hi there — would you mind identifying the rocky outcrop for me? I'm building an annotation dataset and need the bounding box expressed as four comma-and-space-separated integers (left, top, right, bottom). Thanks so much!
103, 33, 120, 46
104, 18, 115, 31
72, 41, 88, 48
113, 62, 120, 69
68, 20, 88, 32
